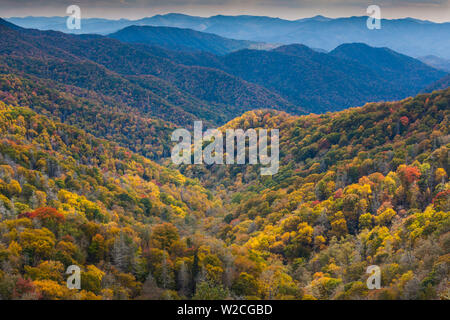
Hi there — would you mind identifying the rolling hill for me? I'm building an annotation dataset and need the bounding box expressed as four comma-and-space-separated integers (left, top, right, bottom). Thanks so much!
0, 18, 445, 128
418, 55, 450, 72
108, 25, 273, 55
0, 81, 447, 299
423, 74, 450, 93
0, 18, 296, 147
0, 99, 219, 299
104, 31, 446, 113
178, 88, 449, 299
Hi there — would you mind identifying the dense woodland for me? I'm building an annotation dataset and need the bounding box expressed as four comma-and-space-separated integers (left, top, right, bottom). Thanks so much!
108, 25, 265, 55
0, 17, 448, 300
0, 88, 448, 300
0, 73, 174, 160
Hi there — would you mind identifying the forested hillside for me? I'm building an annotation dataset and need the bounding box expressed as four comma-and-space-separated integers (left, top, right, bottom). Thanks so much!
177, 88, 449, 299
131, 40, 446, 112
0, 18, 295, 127
109, 25, 269, 55
213, 43, 445, 112
0, 18, 445, 123
424, 74, 450, 93
0, 17, 448, 300
0, 88, 446, 300
8, 14, 450, 59
417, 56, 450, 73
0, 101, 219, 299
0, 73, 174, 159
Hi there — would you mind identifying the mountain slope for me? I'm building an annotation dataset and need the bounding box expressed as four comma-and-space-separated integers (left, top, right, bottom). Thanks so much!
418, 55, 450, 72
182, 88, 449, 190
175, 88, 449, 300
0, 19, 296, 129
5, 16, 133, 34
127, 41, 445, 113
108, 25, 270, 55
0, 100, 218, 299
1, 18, 444, 118
0, 72, 448, 301
214, 43, 445, 112
329, 43, 445, 90
0, 73, 175, 159
423, 74, 450, 92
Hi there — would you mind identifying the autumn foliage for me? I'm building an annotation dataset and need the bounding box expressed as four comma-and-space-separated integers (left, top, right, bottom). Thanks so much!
0, 83, 448, 301
19, 208, 65, 224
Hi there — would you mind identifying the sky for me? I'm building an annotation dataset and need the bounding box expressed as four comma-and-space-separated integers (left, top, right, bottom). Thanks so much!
1, 0, 449, 22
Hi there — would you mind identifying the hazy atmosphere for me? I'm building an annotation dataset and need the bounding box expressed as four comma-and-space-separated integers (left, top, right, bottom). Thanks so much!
1, 0, 449, 22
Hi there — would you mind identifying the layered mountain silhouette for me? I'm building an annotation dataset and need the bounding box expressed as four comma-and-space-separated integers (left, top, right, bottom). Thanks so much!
418, 55, 450, 72
0, 19, 295, 127
423, 74, 450, 93
0, 19, 446, 119
127, 36, 445, 112
7, 14, 450, 58
218, 43, 445, 112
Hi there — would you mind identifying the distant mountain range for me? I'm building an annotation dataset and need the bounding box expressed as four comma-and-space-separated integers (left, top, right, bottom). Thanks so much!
124, 32, 445, 112
6, 14, 450, 59
0, 18, 295, 128
0, 19, 445, 120
423, 74, 450, 93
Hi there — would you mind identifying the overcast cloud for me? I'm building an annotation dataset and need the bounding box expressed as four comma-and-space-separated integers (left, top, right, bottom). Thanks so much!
1, 0, 448, 22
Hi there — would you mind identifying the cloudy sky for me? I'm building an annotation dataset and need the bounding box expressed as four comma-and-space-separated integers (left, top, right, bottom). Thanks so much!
1, 0, 449, 22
